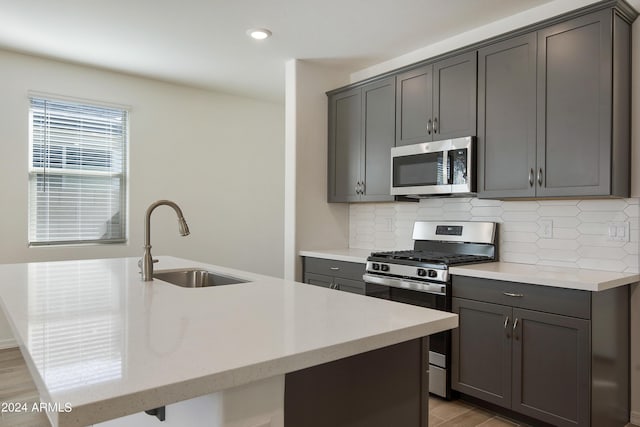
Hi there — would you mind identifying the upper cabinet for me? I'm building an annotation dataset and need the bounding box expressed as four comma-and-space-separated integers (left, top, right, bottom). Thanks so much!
328, 2, 635, 203
328, 77, 396, 203
478, 9, 632, 199
396, 51, 477, 146
477, 34, 537, 198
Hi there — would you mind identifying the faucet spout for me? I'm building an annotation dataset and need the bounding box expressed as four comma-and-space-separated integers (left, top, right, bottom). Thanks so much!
141, 200, 190, 281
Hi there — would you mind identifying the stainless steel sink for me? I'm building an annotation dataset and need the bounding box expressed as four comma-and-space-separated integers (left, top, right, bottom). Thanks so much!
153, 268, 249, 288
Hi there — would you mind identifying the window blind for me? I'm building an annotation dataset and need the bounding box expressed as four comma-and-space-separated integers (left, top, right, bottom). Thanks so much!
29, 97, 128, 245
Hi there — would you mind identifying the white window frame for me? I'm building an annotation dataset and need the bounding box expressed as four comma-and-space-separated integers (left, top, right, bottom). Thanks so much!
28, 94, 129, 246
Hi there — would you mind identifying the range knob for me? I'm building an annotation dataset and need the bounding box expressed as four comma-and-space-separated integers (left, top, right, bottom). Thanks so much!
417, 268, 427, 277
427, 270, 438, 278
371, 263, 380, 271
380, 264, 390, 272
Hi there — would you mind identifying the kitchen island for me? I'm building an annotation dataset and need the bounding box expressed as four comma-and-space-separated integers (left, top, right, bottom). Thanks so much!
0, 256, 457, 427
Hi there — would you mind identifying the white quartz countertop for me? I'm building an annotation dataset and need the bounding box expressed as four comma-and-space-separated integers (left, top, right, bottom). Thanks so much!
0, 256, 457, 427
299, 248, 372, 264
450, 262, 639, 291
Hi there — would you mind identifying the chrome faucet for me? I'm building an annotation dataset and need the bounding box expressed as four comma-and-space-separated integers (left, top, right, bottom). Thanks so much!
141, 200, 190, 281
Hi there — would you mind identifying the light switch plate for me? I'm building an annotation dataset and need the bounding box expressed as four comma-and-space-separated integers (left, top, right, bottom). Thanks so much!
607, 222, 630, 242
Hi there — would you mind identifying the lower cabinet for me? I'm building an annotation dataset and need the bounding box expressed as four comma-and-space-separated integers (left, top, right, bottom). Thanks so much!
303, 257, 365, 295
451, 276, 629, 427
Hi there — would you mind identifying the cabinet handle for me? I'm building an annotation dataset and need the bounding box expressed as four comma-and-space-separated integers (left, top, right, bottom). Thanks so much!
528, 168, 534, 187
504, 316, 511, 339
513, 318, 520, 341
433, 117, 438, 134
503, 292, 524, 298
427, 119, 432, 135
537, 168, 543, 186
360, 181, 365, 194
330, 267, 340, 271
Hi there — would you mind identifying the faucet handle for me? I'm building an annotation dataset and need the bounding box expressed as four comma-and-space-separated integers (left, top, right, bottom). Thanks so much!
138, 258, 159, 269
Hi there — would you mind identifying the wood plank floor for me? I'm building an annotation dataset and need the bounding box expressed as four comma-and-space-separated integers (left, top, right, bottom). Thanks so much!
0, 348, 50, 427
0, 347, 636, 427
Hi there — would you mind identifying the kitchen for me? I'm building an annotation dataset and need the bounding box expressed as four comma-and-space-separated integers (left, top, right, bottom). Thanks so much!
0, 0, 638, 426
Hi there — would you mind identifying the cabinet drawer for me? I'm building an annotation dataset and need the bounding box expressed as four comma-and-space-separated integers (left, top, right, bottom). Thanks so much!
452, 276, 590, 319
304, 257, 366, 282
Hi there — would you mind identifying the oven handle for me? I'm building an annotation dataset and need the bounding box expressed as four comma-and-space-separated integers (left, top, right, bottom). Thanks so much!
363, 274, 446, 296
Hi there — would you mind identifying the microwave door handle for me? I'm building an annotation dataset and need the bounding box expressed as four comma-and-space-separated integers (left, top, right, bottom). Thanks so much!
442, 150, 449, 185
448, 152, 453, 184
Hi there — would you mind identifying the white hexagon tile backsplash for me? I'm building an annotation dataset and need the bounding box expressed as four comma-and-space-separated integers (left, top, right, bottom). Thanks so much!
349, 198, 640, 273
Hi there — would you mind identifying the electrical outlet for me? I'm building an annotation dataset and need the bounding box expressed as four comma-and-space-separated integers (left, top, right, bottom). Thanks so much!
539, 219, 553, 238
607, 222, 630, 242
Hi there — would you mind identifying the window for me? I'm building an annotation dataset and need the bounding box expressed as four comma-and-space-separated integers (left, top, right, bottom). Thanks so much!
29, 96, 128, 245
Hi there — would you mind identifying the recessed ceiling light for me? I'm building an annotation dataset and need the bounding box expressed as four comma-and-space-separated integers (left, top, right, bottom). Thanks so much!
247, 28, 272, 40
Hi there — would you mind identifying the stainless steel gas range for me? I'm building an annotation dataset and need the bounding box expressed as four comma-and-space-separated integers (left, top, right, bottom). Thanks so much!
363, 221, 498, 399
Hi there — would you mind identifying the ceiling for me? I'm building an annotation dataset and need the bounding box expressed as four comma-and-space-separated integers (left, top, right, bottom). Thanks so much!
0, 0, 610, 102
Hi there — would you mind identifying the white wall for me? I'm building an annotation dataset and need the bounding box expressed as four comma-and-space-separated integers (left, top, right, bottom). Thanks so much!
283, 60, 350, 281
0, 49, 285, 346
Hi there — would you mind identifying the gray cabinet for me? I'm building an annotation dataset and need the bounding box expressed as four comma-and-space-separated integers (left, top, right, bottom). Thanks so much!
452, 275, 630, 427
303, 257, 365, 295
396, 51, 477, 146
451, 298, 512, 408
328, 77, 395, 203
478, 9, 631, 198
477, 34, 537, 198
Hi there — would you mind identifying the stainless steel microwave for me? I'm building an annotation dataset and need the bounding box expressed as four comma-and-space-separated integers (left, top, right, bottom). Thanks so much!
390, 136, 475, 197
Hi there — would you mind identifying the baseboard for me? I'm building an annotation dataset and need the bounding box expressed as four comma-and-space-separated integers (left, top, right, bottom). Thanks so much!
630, 410, 640, 426
0, 338, 17, 350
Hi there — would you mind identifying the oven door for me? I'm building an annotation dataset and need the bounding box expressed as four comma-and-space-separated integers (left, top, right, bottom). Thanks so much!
364, 276, 451, 399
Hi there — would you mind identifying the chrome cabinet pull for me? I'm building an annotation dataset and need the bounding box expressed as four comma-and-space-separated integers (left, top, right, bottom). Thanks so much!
503, 292, 524, 297
537, 168, 543, 186
360, 181, 365, 194
529, 168, 534, 187
427, 119, 432, 135
505, 316, 511, 339
355, 181, 364, 195
513, 317, 520, 340
330, 267, 340, 271
433, 117, 438, 134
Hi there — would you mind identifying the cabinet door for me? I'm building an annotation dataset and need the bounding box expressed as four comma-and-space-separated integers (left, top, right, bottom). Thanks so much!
334, 277, 365, 295
304, 272, 333, 289
361, 78, 395, 201
477, 34, 537, 198
433, 51, 477, 140
536, 10, 612, 197
452, 298, 512, 408
511, 308, 590, 427
328, 88, 362, 202
395, 65, 433, 146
